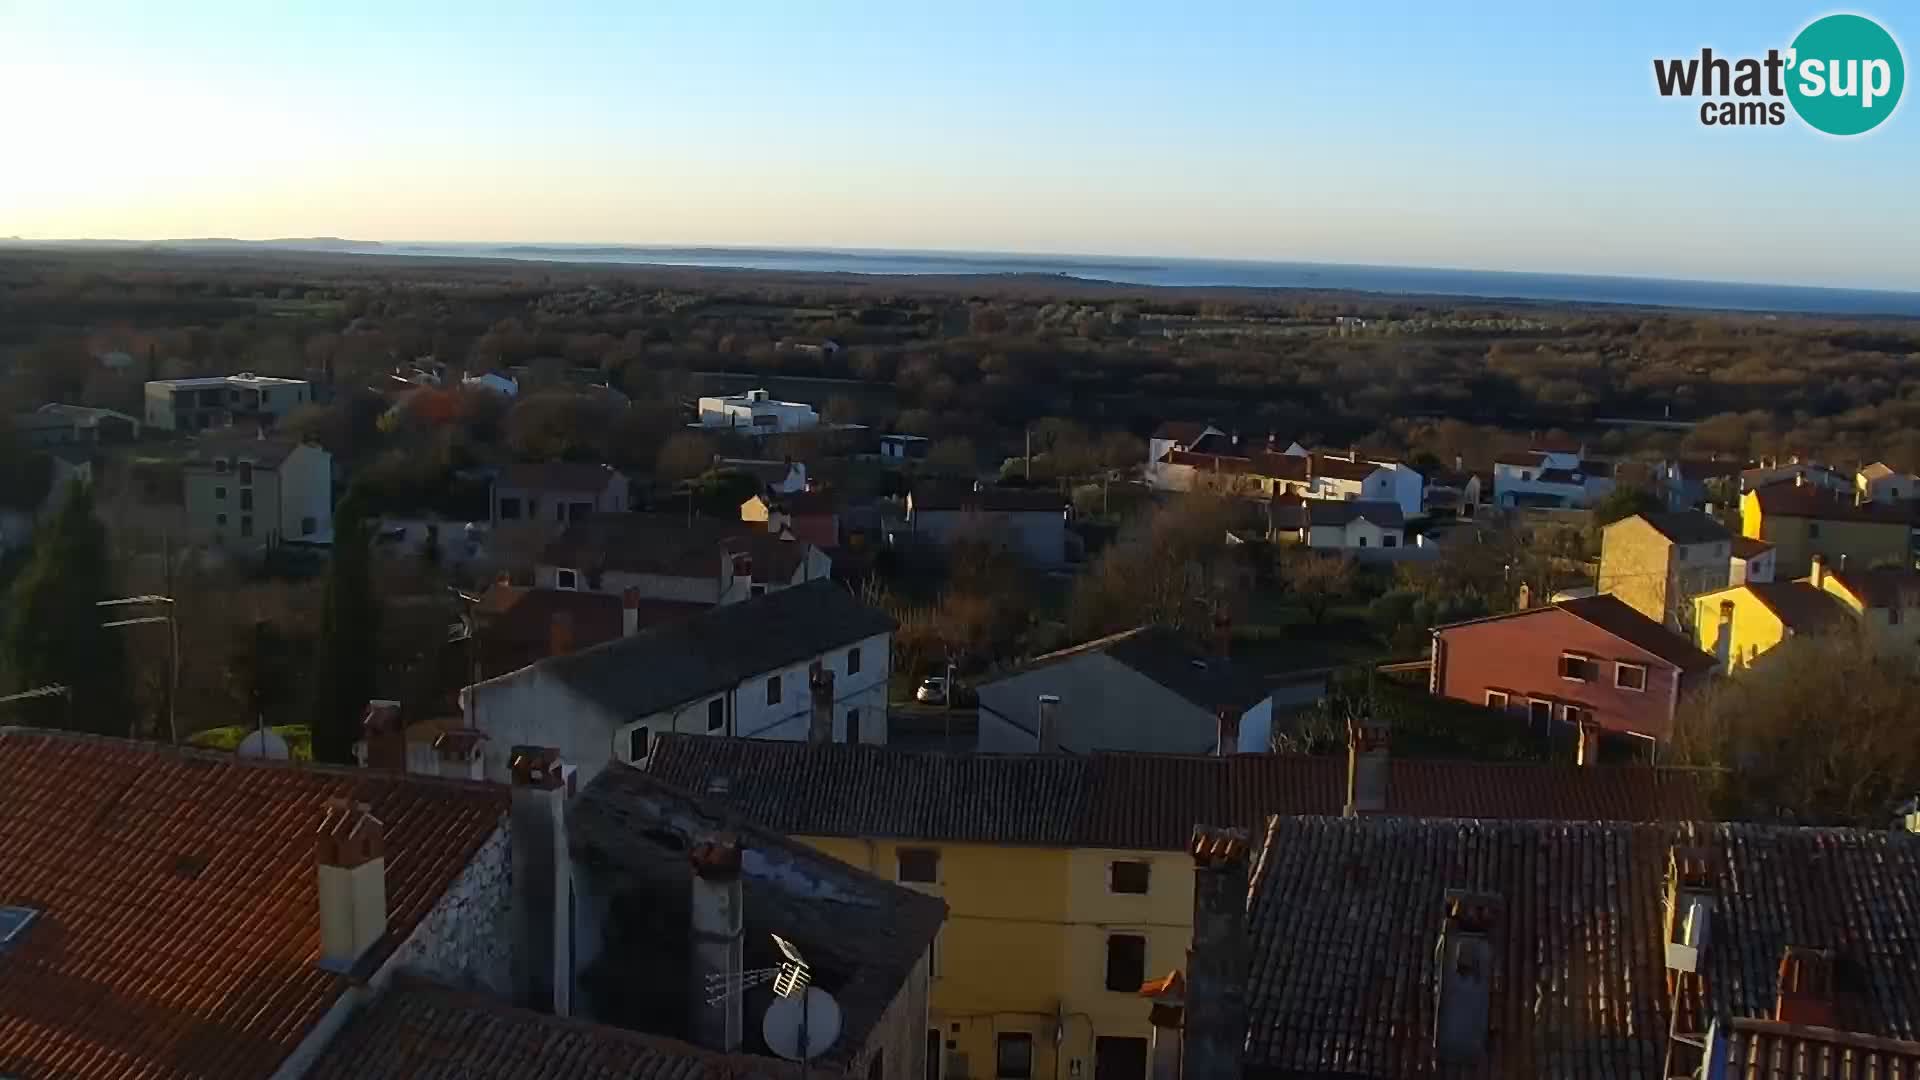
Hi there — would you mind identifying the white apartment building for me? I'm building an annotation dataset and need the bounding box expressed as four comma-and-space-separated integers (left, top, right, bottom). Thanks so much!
696, 388, 818, 434
145, 373, 311, 432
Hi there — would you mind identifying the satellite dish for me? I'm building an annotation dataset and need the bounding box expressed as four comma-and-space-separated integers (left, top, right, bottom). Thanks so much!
762, 987, 842, 1062
236, 728, 290, 761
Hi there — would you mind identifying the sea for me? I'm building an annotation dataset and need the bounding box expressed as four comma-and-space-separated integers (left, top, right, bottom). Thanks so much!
356, 243, 1920, 318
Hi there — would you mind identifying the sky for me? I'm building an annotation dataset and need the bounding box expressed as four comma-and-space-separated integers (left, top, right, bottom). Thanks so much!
1, 1, 1916, 289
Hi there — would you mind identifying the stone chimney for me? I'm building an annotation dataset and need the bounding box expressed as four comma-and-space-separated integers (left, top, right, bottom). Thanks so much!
1575, 719, 1600, 767
431, 728, 488, 781
1516, 583, 1532, 610
1184, 827, 1249, 1080
689, 833, 745, 1052
1036, 694, 1061, 753
622, 587, 640, 637
808, 667, 834, 743
1344, 713, 1391, 816
1714, 600, 1735, 669
1811, 553, 1827, 590
1434, 890, 1502, 1065
1139, 971, 1186, 1080
358, 700, 405, 771
1214, 705, 1240, 757
316, 798, 386, 972
549, 611, 575, 657
1775, 945, 1837, 1028
510, 746, 574, 1017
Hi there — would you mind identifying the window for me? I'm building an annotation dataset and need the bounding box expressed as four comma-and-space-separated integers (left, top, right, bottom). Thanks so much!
707, 698, 725, 733
996, 1033, 1034, 1080
1808, 523, 1821, 539
499, 497, 521, 520
555, 568, 579, 591
569, 501, 593, 522
847, 708, 861, 744
1562, 704, 1593, 726
1105, 933, 1147, 993
215, 513, 227, 526
750, 583, 767, 596
1358, 536, 1368, 547
214, 486, 226, 500
766, 675, 782, 706
1528, 699, 1552, 726
1094, 1037, 1150, 1080
897, 848, 939, 884
1383, 534, 1398, 548
628, 725, 650, 762
1520, 470, 1532, 482
240, 515, 253, 538
301, 516, 316, 536
238, 462, 252, 484
239, 489, 253, 511
1559, 653, 1598, 681
1891, 607, 1903, 626
214, 458, 229, 474
1109, 860, 1151, 895
1616, 663, 1648, 691
847, 646, 862, 675
1485, 690, 1509, 710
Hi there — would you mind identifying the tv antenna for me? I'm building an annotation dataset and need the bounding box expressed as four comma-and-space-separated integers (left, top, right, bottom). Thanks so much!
730, 933, 839, 1069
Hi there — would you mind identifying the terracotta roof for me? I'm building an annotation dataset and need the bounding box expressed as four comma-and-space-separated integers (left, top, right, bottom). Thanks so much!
644, 738, 1711, 851
0, 728, 508, 1080
1731, 536, 1775, 560
1746, 581, 1855, 633
474, 585, 705, 675
541, 512, 814, 580
1441, 594, 1718, 673
1307, 500, 1403, 528
534, 581, 895, 721
1716, 1018, 1920, 1077
309, 978, 797, 1079
1307, 454, 1380, 483
1827, 569, 1920, 612
496, 461, 620, 493
1675, 457, 1748, 481
570, 764, 946, 1069
1754, 482, 1915, 525
1860, 461, 1898, 481
911, 483, 1066, 513
1160, 450, 1309, 482
182, 436, 302, 469
1151, 420, 1213, 444
1633, 510, 1733, 546
1242, 816, 1920, 1077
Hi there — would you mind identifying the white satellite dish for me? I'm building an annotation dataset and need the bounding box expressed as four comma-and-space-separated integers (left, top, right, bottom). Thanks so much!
762, 986, 842, 1062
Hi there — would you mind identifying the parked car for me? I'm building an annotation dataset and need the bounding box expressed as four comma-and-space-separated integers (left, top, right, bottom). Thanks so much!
915, 676, 948, 704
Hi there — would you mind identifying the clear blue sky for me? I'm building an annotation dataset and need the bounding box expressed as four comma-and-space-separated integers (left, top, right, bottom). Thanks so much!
1, 0, 1914, 289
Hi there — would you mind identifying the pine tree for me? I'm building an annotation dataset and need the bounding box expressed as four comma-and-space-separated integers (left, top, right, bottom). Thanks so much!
0, 481, 132, 734
308, 490, 380, 763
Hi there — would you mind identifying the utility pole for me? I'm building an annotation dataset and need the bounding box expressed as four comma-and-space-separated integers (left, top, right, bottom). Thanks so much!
1025, 427, 1032, 482
99, 595, 179, 745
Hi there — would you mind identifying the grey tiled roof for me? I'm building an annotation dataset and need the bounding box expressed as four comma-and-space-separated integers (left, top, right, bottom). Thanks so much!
1637, 510, 1733, 545
645, 737, 1712, 851
541, 581, 895, 720
1243, 816, 1920, 1077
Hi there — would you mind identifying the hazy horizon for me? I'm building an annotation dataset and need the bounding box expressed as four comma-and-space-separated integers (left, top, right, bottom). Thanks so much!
4, 1, 1915, 290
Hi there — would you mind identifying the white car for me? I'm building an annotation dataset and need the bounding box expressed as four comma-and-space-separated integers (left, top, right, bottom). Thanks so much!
914, 676, 948, 704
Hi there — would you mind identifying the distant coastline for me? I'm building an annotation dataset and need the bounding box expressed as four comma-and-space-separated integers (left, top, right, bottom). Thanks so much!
6, 238, 1919, 317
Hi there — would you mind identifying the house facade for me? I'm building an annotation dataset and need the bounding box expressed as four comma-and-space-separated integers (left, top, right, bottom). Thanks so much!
697, 388, 818, 433
144, 373, 311, 431
1597, 512, 1732, 632
1730, 536, 1777, 584
740, 490, 840, 549
1693, 579, 1852, 671
535, 513, 831, 605
489, 462, 628, 529
463, 581, 895, 785
1741, 480, 1913, 577
1858, 461, 1920, 503
646, 735, 1709, 1080
11, 403, 142, 446
182, 437, 333, 548
1431, 594, 1718, 741
1271, 496, 1406, 551
1492, 447, 1616, 508
907, 484, 1069, 565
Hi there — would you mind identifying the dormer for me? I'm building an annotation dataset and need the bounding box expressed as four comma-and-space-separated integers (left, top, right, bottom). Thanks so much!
1664, 846, 1719, 973
1775, 945, 1838, 1028
1434, 889, 1502, 1065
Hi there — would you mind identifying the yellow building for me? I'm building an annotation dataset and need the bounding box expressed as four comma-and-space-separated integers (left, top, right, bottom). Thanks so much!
643, 734, 1713, 1080
1692, 558, 1920, 668
1597, 511, 1731, 631
1740, 482, 1912, 578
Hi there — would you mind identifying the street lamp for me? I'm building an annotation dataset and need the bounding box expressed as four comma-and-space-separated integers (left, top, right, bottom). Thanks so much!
99, 595, 178, 745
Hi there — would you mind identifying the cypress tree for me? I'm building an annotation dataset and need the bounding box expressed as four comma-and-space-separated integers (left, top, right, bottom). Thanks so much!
0, 481, 132, 734
308, 490, 380, 763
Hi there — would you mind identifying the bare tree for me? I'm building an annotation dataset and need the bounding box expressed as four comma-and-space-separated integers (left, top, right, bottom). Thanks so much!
1277, 550, 1356, 625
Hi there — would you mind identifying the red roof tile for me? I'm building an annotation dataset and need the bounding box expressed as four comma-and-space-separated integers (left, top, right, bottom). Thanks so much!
0, 729, 508, 1080
1440, 594, 1718, 673
1755, 482, 1916, 525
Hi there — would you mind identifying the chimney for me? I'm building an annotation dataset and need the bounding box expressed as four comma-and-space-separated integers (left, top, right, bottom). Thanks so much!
1344, 713, 1391, 816
549, 611, 575, 657
510, 746, 574, 1017
1036, 694, 1061, 753
315, 798, 386, 973
1663, 847, 1718, 975
496, 571, 511, 588
689, 833, 745, 1052
808, 667, 834, 743
1575, 719, 1599, 767
1455, 454, 1464, 473
1714, 600, 1735, 669
1811, 553, 1827, 590
1434, 890, 1502, 1064
622, 587, 640, 637
1775, 945, 1838, 1028
1139, 971, 1186, 1080
1214, 705, 1240, 757
431, 728, 488, 781
355, 699, 406, 771
1795, 472, 1805, 488
1516, 583, 1532, 610
1184, 827, 1249, 1080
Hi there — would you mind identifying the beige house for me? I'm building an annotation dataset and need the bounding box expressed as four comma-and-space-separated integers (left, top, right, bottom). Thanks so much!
1598, 511, 1732, 632
1857, 461, 1920, 504
182, 436, 333, 549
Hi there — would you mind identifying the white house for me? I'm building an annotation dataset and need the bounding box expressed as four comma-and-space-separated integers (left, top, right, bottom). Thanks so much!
462, 371, 520, 397
181, 436, 332, 548
536, 512, 832, 605
1291, 451, 1423, 517
144, 373, 311, 432
906, 483, 1069, 565
696, 388, 818, 434
461, 581, 896, 785
1146, 421, 1226, 484
974, 625, 1273, 754
1730, 536, 1777, 585
1858, 462, 1920, 504
1271, 496, 1407, 551
1492, 446, 1616, 509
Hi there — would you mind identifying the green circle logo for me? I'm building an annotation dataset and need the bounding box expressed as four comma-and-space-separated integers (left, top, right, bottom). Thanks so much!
1787, 14, 1904, 135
